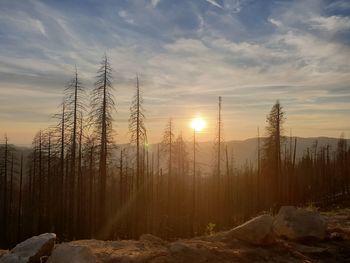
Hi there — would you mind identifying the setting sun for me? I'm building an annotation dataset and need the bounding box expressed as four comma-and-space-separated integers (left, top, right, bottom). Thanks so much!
191, 117, 206, 132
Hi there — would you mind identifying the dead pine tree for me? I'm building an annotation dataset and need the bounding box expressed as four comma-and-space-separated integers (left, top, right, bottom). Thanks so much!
36, 131, 44, 233
84, 134, 97, 237
8, 153, 14, 244
42, 129, 53, 232
64, 67, 85, 238
289, 137, 297, 204
17, 153, 23, 242
191, 125, 199, 236
119, 148, 125, 210
1, 135, 9, 246
128, 74, 147, 236
52, 101, 67, 236
257, 126, 261, 210
161, 118, 174, 237
129, 75, 147, 190
90, 55, 116, 237
76, 112, 85, 238
213, 96, 224, 227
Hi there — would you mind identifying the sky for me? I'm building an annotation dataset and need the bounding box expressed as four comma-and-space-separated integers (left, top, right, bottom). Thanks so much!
0, 0, 349, 145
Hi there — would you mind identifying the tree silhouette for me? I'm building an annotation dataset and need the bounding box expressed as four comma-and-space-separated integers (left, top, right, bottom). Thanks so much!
64, 67, 85, 237
263, 100, 285, 208
90, 55, 115, 234
128, 75, 146, 189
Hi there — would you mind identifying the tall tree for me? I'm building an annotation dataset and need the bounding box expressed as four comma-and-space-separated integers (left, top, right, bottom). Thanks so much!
17, 153, 23, 242
161, 119, 174, 235
161, 119, 174, 178
263, 101, 285, 207
90, 55, 115, 232
129, 75, 147, 189
215, 96, 223, 178
213, 96, 224, 225
128, 75, 147, 237
257, 126, 261, 210
52, 101, 67, 235
64, 67, 85, 237
1, 135, 9, 245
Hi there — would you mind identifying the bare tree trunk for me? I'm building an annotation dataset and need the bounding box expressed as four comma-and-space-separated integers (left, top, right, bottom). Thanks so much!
17, 154, 23, 242
38, 131, 43, 233
47, 133, 52, 231
192, 129, 196, 236
257, 127, 261, 210
77, 116, 83, 238
69, 70, 79, 238
9, 153, 14, 243
3, 136, 8, 244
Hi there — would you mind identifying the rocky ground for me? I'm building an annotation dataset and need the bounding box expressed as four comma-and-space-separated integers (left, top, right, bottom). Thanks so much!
1, 205, 349, 263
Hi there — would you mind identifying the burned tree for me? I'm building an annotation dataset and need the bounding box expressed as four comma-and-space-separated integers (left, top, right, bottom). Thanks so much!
128, 75, 147, 189
90, 55, 115, 232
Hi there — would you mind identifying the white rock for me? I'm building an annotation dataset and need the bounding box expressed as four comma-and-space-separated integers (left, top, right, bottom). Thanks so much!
227, 214, 276, 245
0, 233, 56, 263
273, 206, 327, 240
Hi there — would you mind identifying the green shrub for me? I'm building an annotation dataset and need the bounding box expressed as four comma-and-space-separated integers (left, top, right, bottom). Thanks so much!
206, 222, 216, 235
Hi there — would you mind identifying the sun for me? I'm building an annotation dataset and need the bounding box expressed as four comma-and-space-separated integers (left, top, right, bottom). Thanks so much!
191, 117, 206, 132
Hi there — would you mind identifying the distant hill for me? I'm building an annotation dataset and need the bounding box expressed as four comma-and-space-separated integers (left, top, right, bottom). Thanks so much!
190, 137, 349, 174
113, 136, 349, 175
3, 137, 348, 175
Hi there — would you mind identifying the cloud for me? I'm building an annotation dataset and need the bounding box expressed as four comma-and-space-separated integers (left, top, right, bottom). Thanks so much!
309, 15, 350, 32
223, 0, 241, 13
327, 1, 350, 11
205, 0, 223, 9
268, 18, 282, 27
0, 9, 47, 37
151, 0, 161, 8
205, 0, 242, 13
0, 0, 349, 143
118, 10, 137, 25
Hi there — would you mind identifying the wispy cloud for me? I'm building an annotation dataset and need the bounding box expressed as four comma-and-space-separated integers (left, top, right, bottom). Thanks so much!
268, 18, 282, 27
309, 15, 350, 32
118, 10, 136, 25
205, 0, 223, 9
151, 0, 161, 8
0, 0, 349, 144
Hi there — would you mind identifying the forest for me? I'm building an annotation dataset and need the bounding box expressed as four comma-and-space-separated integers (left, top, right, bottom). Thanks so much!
0, 56, 349, 249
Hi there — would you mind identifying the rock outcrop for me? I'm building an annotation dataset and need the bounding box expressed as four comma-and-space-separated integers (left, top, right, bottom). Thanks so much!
47, 242, 96, 263
0, 233, 56, 263
0, 250, 8, 259
226, 214, 276, 245
2, 207, 349, 262
273, 206, 327, 241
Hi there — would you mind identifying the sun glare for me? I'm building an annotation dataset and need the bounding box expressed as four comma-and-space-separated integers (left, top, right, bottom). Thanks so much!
191, 117, 206, 132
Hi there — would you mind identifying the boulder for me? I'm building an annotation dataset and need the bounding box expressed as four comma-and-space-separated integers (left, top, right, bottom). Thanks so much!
0, 233, 56, 263
169, 242, 193, 254
290, 243, 328, 254
0, 250, 8, 259
139, 234, 166, 245
273, 206, 327, 241
226, 214, 276, 245
47, 243, 96, 263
